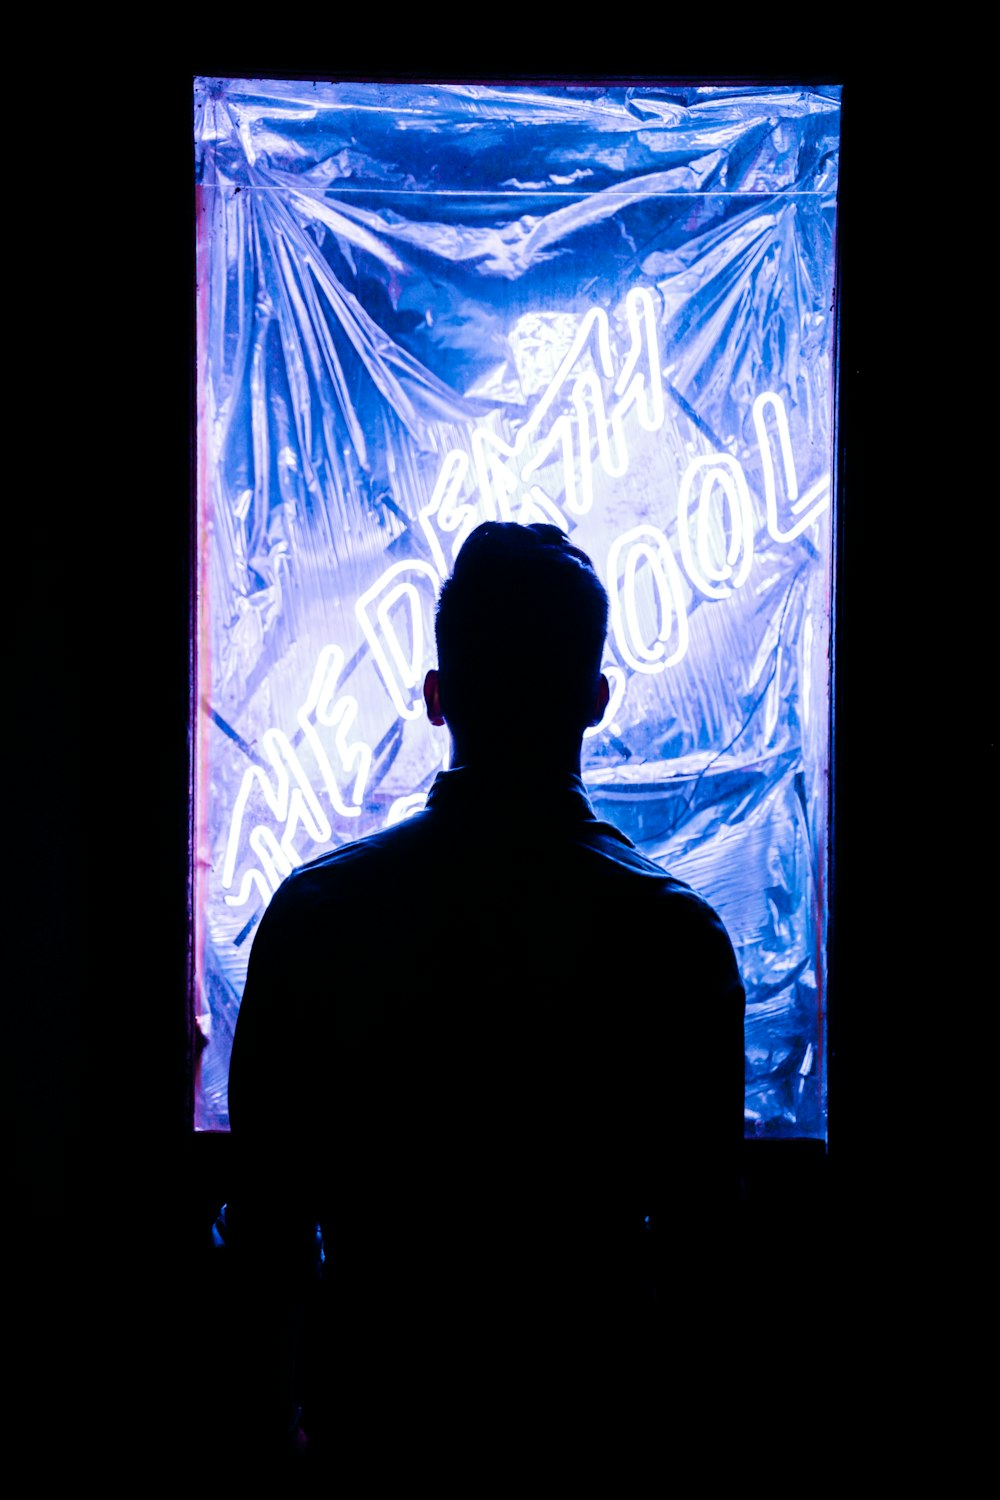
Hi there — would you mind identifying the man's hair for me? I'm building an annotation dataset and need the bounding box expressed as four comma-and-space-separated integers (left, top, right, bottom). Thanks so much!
434, 522, 609, 745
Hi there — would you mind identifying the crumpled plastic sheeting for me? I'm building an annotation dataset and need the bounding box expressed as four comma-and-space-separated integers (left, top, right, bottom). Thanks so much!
193, 78, 841, 1137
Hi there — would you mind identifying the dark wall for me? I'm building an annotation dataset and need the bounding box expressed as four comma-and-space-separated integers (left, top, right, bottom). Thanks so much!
21, 64, 927, 1445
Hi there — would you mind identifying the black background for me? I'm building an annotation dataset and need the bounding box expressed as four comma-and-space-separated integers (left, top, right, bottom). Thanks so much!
17, 55, 959, 1462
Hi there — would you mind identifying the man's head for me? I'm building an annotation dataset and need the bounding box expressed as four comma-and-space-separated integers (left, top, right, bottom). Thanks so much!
424, 521, 610, 767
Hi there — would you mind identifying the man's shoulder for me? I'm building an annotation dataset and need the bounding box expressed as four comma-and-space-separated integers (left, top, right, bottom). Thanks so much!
275, 812, 433, 898
262, 800, 727, 949
572, 822, 740, 955
573, 820, 706, 897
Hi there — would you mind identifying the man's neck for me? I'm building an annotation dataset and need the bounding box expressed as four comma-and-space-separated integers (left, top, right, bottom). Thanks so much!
448, 739, 583, 781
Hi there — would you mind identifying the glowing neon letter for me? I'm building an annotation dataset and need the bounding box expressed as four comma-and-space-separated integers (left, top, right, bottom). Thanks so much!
607, 525, 690, 674
417, 449, 476, 579
222, 727, 334, 907
355, 560, 441, 720
297, 644, 372, 817
753, 391, 830, 542
676, 454, 755, 599
613, 286, 665, 432
423, 287, 666, 539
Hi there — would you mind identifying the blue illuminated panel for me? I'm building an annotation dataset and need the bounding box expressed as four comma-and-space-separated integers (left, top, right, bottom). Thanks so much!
193, 79, 841, 1138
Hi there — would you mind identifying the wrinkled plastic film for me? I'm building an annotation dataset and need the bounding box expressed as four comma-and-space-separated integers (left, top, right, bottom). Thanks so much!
194, 79, 841, 1137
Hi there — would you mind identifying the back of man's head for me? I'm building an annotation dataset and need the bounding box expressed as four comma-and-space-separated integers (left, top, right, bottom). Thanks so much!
433, 522, 609, 755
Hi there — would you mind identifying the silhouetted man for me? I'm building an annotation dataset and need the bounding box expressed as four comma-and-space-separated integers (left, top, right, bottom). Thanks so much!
223, 521, 746, 1469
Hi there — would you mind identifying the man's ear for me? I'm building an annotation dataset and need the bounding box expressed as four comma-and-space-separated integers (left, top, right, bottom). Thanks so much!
588, 672, 610, 727
423, 668, 446, 726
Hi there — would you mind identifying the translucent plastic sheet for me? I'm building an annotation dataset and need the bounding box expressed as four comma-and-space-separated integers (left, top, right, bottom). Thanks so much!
193, 78, 841, 1137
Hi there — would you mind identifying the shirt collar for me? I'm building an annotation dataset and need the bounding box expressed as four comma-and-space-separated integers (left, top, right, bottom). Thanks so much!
424, 764, 599, 826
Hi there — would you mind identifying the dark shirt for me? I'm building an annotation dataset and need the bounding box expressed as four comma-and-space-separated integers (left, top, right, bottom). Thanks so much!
226, 766, 745, 1445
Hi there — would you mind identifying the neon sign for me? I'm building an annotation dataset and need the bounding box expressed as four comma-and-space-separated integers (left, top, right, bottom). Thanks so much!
220, 294, 828, 915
